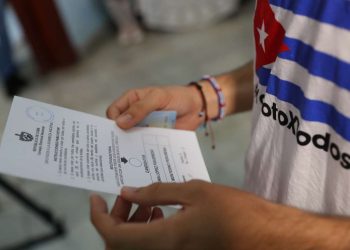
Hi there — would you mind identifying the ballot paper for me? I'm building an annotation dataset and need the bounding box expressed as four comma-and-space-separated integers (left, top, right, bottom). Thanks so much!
0, 97, 210, 194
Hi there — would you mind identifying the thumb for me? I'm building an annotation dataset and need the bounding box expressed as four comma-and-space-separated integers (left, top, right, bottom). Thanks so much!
121, 182, 194, 206
116, 89, 169, 129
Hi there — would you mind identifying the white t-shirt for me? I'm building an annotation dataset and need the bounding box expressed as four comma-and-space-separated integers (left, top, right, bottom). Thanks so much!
245, 0, 350, 215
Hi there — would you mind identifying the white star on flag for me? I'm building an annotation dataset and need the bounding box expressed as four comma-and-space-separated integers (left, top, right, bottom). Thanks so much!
257, 21, 268, 52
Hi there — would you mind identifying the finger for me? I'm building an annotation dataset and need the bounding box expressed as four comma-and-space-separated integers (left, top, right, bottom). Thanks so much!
116, 89, 169, 129
110, 196, 132, 223
150, 207, 164, 221
121, 182, 197, 206
128, 205, 152, 222
90, 194, 116, 238
106, 90, 142, 120
91, 195, 171, 250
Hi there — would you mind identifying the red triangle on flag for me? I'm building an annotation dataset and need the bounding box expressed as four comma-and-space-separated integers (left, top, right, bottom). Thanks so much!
254, 0, 289, 70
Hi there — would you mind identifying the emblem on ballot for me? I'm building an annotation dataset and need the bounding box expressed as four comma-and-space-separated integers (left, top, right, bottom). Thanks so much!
15, 132, 34, 142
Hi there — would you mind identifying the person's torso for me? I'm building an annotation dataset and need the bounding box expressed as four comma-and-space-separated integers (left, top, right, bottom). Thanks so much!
245, 0, 350, 215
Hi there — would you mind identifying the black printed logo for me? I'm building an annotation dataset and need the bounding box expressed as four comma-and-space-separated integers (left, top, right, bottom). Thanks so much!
15, 132, 34, 142
257, 93, 350, 169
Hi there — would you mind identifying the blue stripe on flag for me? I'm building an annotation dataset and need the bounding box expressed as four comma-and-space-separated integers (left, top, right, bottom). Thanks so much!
269, 0, 350, 30
278, 37, 350, 92
256, 67, 350, 141
257, 67, 272, 87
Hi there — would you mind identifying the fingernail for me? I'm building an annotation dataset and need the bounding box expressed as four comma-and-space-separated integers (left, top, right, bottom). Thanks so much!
121, 186, 139, 194
117, 113, 133, 124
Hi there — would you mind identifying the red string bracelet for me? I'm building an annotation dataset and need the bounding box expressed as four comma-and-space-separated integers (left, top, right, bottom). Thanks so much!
202, 75, 226, 121
189, 81, 216, 149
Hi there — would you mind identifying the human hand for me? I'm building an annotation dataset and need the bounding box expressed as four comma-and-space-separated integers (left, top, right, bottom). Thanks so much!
90, 180, 284, 250
106, 86, 204, 130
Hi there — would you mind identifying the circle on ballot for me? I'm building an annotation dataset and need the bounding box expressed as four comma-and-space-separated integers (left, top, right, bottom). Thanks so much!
129, 158, 142, 168
26, 106, 54, 123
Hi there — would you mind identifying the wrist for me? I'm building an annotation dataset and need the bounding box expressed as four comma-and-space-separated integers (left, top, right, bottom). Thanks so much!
206, 62, 254, 117
190, 74, 234, 121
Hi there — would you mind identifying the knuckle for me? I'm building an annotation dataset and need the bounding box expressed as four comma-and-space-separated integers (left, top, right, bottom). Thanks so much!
186, 180, 207, 197
130, 102, 144, 112
128, 104, 149, 120
125, 89, 136, 96
148, 182, 162, 194
106, 105, 114, 118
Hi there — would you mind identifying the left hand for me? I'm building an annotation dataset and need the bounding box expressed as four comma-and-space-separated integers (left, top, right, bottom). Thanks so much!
90, 180, 284, 250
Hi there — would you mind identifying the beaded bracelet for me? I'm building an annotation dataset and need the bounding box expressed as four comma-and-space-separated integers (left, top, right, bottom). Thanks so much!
202, 75, 226, 121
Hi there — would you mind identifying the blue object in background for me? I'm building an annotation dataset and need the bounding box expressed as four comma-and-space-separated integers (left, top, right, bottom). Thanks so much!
55, 0, 109, 52
0, 0, 16, 80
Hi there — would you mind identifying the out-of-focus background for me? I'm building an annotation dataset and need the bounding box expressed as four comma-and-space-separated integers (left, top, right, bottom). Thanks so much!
0, 0, 254, 249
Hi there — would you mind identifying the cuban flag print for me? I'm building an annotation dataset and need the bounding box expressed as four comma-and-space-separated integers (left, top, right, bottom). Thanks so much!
246, 0, 350, 214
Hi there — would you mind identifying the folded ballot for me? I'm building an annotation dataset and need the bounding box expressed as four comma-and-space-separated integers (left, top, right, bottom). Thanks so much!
0, 97, 210, 194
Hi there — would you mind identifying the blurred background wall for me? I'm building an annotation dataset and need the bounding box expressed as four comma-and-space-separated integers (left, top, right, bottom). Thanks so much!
6, 0, 108, 55
0, 0, 254, 249
54, 0, 109, 52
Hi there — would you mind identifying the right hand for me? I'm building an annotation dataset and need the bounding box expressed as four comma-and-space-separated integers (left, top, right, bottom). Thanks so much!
91, 181, 285, 250
107, 85, 204, 131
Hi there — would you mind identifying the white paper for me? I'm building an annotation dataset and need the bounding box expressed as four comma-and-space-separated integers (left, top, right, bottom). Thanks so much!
0, 97, 210, 194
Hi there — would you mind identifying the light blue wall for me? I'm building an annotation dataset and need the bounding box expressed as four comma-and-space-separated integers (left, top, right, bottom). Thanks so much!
55, 0, 109, 52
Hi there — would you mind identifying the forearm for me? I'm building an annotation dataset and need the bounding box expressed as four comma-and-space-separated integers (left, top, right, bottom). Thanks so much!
199, 61, 254, 119
259, 203, 350, 250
